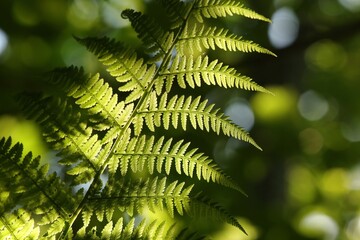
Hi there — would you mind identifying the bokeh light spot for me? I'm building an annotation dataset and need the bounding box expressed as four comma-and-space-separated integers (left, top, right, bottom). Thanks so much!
339, 0, 360, 11
348, 165, 360, 190
320, 168, 348, 198
61, 38, 98, 71
100, 0, 144, 28
101, 2, 127, 28
0, 115, 47, 158
17, 37, 52, 67
341, 120, 360, 142
318, 0, 344, 16
67, 0, 99, 29
12, 1, 39, 26
298, 212, 339, 240
346, 216, 360, 240
225, 99, 254, 131
268, 7, 299, 49
288, 165, 316, 204
305, 40, 347, 71
299, 128, 324, 154
251, 86, 297, 123
298, 90, 329, 121
0, 29, 8, 57
212, 217, 259, 240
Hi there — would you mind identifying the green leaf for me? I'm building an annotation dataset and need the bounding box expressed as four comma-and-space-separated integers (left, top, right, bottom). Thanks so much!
193, 0, 271, 23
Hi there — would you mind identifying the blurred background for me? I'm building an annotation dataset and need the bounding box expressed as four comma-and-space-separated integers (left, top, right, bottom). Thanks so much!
1, 0, 360, 239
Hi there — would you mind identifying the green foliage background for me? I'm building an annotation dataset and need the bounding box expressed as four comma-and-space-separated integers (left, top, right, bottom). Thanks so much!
1, 0, 360, 239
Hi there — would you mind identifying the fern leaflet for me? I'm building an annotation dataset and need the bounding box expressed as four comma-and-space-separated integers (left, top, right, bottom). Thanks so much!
178, 23, 276, 56
0, 137, 80, 239
158, 54, 272, 93
111, 130, 244, 192
193, 0, 271, 22
136, 92, 261, 149
76, 37, 157, 103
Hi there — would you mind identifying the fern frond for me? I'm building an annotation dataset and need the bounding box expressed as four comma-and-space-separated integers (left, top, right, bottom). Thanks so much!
6, 0, 274, 237
87, 176, 246, 235
49, 67, 133, 137
112, 131, 244, 193
193, 0, 271, 23
0, 209, 40, 239
137, 92, 261, 149
190, 193, 247, 235
158, 55, 272, 93
77, 36, 157, 103
102, 218, 177, 240
121, 9, 175, 62
158, 0, 193, 29
76, 217, 137, 239
0, 137, 80, 239
95, 218, 156, 240
88, 176, 193, 218
178, 23, 276, 56
19, 95, 107, 185
76, 216, 202, 240
176, 228, 206, 240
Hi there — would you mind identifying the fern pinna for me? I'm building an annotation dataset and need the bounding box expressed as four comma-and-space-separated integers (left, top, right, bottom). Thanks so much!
0, 0, 274, 239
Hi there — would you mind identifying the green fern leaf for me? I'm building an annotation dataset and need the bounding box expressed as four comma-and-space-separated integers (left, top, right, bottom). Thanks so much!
158, 54, 272, 93
121, 9, 175, 62
0, 137, 79, 239
190, 193, 247, 235
77, 37, 156, 103
0, 209, 40, 239
112, 132, 244, 192
137, 92, 261, 149
87, 176, 246, 235
80, 216, 198, 240
157, 0, 193, 29
19, 95, 107, 185
46, 218, 66, 237
6, 0, 274, 237
178, 23, 276, 56
88, 176, 193, 218
49, 67, 131, 132
193, 0, 271, 23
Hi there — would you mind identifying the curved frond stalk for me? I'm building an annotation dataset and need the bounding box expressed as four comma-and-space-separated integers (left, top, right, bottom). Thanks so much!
193, 0, 271, 23
19, 95, 106, 185
158, 55, 272, 94
178, 23, 276, 56
76, 37, 157, 103
49, 67, 133, 137
137, 92, 261, 150
0, 137, 80, 239
121, 9, 175, 62
88, 176, 193, 218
